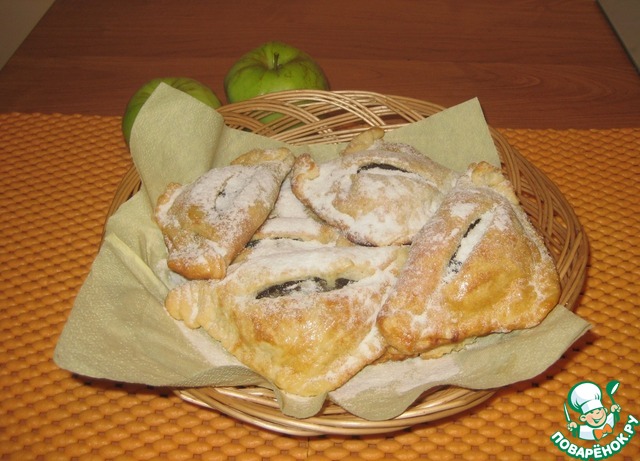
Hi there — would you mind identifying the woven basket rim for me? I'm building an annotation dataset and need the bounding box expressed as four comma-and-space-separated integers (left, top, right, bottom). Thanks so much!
105, 89, 588, 436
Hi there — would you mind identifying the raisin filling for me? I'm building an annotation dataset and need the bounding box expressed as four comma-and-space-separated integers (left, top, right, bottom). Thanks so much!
335, 278, 354, 289
245, 236, 304, 249
245, 239, 260, 249
256, 277, 356, 299
447, 218, 481, 274
357, 163, 409, 174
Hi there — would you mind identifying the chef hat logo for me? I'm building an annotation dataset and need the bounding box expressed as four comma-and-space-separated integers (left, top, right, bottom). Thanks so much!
568, 381, 604, 414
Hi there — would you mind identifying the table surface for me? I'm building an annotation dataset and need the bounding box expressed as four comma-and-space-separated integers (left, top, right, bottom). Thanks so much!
1, 1, 639, 460
0, 0, 639, 129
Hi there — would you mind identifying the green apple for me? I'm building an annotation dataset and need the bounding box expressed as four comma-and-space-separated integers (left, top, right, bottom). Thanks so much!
122, 77, 221, 145
224, 41, 329, 105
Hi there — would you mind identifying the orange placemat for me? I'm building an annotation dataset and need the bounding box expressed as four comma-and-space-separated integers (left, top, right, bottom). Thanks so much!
1, 113, 638, 460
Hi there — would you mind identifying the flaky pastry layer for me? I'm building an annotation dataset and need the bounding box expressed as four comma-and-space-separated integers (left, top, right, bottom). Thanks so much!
377, 162, 561, 356
290, 128, 458, 246
166, 245, 408, 396
155, 148, 294, 279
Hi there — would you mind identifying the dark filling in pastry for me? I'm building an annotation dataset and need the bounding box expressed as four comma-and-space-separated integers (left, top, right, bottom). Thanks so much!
213, 184, 228, 209
245, 236, 303, 249
245, 239, 260, 248
447, 218, 481, 274
357, 163, 409, 174
256, 277, 355, 299
335, 277, 355, 289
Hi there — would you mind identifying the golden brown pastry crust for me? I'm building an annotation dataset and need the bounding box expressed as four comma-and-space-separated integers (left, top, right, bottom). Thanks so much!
165, 245, 409, 396
377, 162, 561, 356
290, 128, 458, 246
155, 148, 294, 279
157, 127, 565, 398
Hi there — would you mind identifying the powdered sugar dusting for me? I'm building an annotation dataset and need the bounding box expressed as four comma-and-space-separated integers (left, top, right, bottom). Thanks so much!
158, 136, 560, 399
450, 202, 476, 220
443, 209, 494, 284
292, 147, 456, 245
155, 156, 293, 278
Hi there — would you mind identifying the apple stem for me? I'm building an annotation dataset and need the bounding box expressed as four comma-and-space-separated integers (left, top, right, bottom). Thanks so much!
273, 52, 280, 72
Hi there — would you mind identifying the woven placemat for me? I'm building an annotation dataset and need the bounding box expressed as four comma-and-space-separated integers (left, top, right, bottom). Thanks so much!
1, 113, 638, 459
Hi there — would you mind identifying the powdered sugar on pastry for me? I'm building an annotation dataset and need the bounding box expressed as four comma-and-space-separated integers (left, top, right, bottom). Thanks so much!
233, 177, 354, 263
290, 128, 458, 246
165, 245, 409, 396
377, 162, 561, 356
157, 128, 564, 400
155, 148, 294, 280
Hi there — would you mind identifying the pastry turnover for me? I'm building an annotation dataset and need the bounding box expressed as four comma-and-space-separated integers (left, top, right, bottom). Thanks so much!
290, 127, 458, 246
156, 127, 565, 398
155, 148, 294, 280
377, 162, 561, 356
233, 178, 353, 263
165, 245, 409, 396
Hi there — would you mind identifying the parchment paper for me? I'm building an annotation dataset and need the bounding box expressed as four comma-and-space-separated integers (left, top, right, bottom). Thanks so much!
54, 84, 590, 420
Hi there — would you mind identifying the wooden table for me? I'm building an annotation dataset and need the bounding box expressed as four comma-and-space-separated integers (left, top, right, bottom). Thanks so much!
1, 1, 639, 459
0, 0, 638, 128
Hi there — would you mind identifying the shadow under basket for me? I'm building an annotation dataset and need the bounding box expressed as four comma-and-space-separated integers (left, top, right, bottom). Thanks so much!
105, 90, 588, 436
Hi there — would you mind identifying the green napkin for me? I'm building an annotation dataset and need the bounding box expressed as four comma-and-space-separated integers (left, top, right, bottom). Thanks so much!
54, 84, 589, 419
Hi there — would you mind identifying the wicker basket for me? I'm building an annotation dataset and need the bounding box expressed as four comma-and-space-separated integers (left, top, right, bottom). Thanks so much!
105, 90, 588, 436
